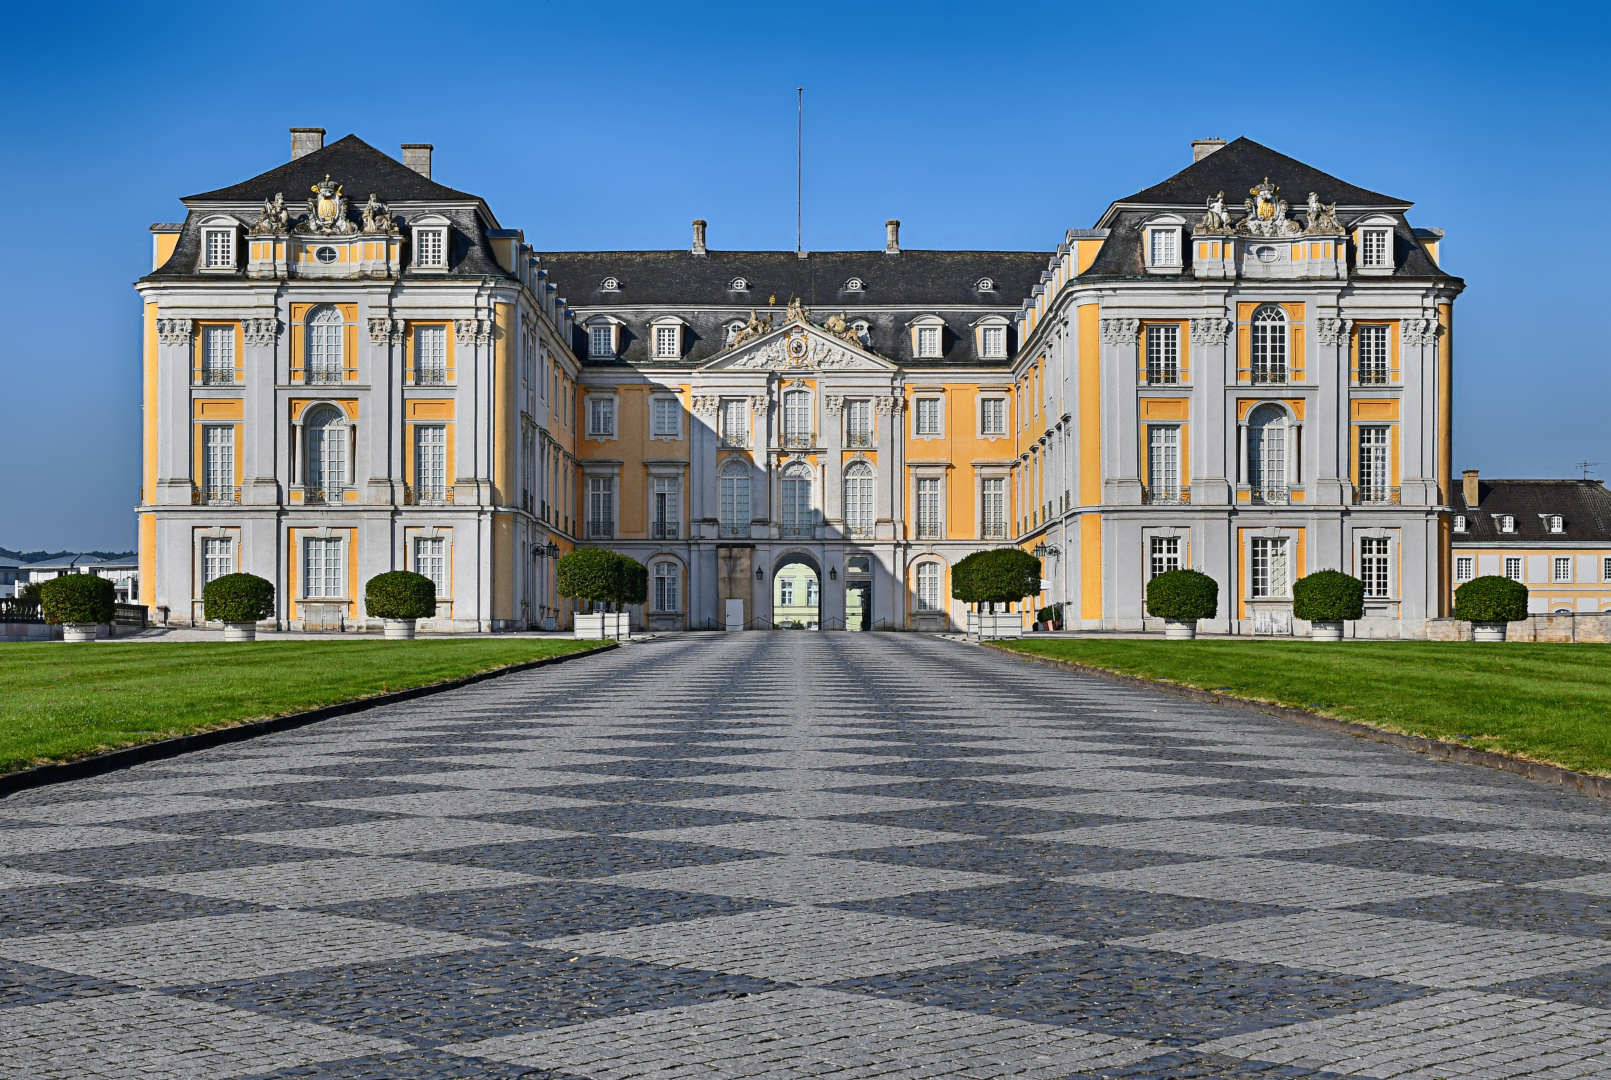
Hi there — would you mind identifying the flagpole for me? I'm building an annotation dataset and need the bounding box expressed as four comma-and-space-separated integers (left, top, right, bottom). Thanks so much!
796, 87, 803, 255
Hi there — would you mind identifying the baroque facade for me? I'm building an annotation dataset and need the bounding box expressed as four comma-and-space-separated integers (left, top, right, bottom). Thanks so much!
138, 131, 1462, 635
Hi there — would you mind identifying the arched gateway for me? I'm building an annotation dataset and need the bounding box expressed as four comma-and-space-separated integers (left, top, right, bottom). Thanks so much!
773, 552, 821, 629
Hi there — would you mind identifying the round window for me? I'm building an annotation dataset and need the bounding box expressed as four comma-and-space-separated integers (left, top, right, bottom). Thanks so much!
1255, 246, 1278, 263
976, 277, 995, 291
315, 246, 338, 264
729, 277, 749, 291
601, 276, 620, 291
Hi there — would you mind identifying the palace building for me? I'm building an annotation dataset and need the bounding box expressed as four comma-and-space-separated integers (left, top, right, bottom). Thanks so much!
137, 130, 1462, 635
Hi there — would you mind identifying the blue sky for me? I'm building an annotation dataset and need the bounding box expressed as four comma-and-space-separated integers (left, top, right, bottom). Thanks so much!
1, 0, 1606, 549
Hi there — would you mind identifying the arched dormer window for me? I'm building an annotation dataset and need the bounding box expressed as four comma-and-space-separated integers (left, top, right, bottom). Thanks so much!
410, 214, 450, 271
719, 458, 751, 538
1143, 214, 1186, 273
1250, 305, 1288, 384
844, 460, 875, 538
780, 461, 814, 539
648, 315, 685, 360
1354, 215, 1396, 273
909, 315, 946, 359
306, 305, 346, 385
974, 315, 1010, 360
198, 215, 242, 272
1246, 403, 1290, 502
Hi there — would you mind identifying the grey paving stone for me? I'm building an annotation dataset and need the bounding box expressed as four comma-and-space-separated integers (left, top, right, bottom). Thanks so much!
121, 855, 549, 908
1067, 856, 1486, 907
597, 853, 1009, 904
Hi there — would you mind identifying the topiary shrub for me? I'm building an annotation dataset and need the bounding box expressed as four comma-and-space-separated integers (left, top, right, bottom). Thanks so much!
1146, 569, 1218, 621
1293, 570, 1366, 622
202, 573, 275, 623
1037, 605, 1063, 630
1454, 575, 1528, 624
618, 555, 648, 609
365, 571, 436, 620
556, 547, 625, 610
40, 574, 116, 625
951, 549, 1041, 608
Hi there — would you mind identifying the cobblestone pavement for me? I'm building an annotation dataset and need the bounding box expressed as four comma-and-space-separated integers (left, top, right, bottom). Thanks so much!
4, 634, 1611, 1079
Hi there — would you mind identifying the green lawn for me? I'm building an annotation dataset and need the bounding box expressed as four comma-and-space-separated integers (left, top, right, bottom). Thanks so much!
1001, 638, 1611, 776
0, 639, 603, 774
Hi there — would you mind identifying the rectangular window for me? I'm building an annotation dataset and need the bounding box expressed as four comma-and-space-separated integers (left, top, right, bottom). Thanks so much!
1358, 325, 1389, 384
653, 325, 680, 358
1455, 555, 1474, 582
1360, 228, 1390, 268
783, 390, 812, 446
303, 537, 343, 598
915, 397, 942, 436
414, 425, 446, 503
204, 229, 234, 268
589, 324, 614, 358
916, 325, 942, 358
415, 325, 446, 384
980, 397, 1006, 436
1555, 556, 1573, 583
845, 400, 873, 447
720, 463, 750, 537
202, 325, 235, 384
587, 398, 615, 438
202, 537, 233, 585
981, 477, 1006, 539
980, 325, 1006, 359
780, 579, 795, 606
414, 537, 446, 597
651, 396, 680, 437
1147, 425, 1180, 502
1604, 556, 1611, 582
1149, 228, 1178, 266
916, 562, 942, 612
1505, 556, 1523, 581
916, 478, 942, 540
587, 477, 614, 538
652, 476, 680, 539
653, 562, 679, 612
1361, 537, 1390, 598
1251, 537, 1289, 598
720, 398, 748, 446
1150, 536, 1181, 579
1358, 426, 1390, 502
414, 228, 445, 267
203, 425, 234, 503
1145, 324, 1179, 384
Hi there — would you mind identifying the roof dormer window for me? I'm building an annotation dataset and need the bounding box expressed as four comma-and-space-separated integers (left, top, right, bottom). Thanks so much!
1452, 514, 1467, 534
975, 316, 1009, 360
843, 277, 863, 292
910, 315, 945, 359
203, 227, 236, 269
1496, 514, 1516, 534
649, 316, 685, 360
728, 276, 749, 291
588, 321, 618, 359
411, 218, 449, 270
1545, 514, 1565, 534
975, 277, 995, 292
601, 276, 620, 291
1142, 215, 1185, 274
1355, 216, 1395, 274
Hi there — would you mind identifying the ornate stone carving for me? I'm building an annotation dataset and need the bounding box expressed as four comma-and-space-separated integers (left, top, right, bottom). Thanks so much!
821, 311, 865, 349
823, 394, 845, 414
1195, 191, 1234, 234
156, 318, 193, 345
1189, 317, 1230, 345
726, 309, 773, 350
453, 318, 493, 345
784, 296, 809, 323
242, 318, 280, 347
1303, 192, 1344, 235
297, 175, 358, 236
874, 395, 906, 415
251, 193, 290, 234
1237, 178, 1302, 238
690, 395, 721, 418
367, 317, 404, 345
1100, 318, 1139, 346
360, 193, 398, 235
748, 394, 770, 416
1314, 317, 1352, 346
1401, 318, 1440, 346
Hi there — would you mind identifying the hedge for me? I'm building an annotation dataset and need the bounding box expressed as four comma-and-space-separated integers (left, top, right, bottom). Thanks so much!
1454, 575, 1529, 624
1145, 569, 1218, 621
40, 573, 116, 625
365, 571, 437, 620
951, 548, 1041, 607
1293, 570, 1366, 622
202, 573, 275, 623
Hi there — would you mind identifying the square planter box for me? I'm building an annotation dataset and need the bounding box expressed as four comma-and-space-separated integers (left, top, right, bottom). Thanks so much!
574, 612, 631, 641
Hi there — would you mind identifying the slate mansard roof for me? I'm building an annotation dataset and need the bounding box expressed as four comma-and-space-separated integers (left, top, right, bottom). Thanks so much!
1456, 479, 1611, 544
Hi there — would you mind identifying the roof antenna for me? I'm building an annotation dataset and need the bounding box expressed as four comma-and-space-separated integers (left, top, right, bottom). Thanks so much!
796, 87, 804, 258
1576, 461, 1601, 480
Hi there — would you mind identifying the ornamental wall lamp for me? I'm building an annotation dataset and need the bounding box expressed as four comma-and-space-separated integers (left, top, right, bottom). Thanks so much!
828, 567, 837, 580
1032, 543, 1062, 560
756, 566, 765, 580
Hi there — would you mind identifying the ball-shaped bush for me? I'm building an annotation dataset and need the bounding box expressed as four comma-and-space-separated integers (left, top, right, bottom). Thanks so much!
1145, 569, 1218, 621
617, 555, 648, 608
364, 571, 437, 620
556, 547, 626, 607
40, 574, 116, 625
951, 549, 1041, 607
1453, 575, 1528, 624
202, 573, 275, 623
1293, 570, 1366, 622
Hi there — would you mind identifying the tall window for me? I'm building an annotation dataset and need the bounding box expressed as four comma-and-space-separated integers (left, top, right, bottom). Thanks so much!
414, 425, 446, 503
916, 325, 942, 358
720, 398, 748, 447
844, 462, 874, 538
1247, 404, 1287, 500
1150, 536, 1181, 579
1455, 556, 1474, 582
203, 425, 234, 503
1359, 228, 1391, 268
587, 398, 615, 438
588, 324, 614, 358
653, 325, 680, 358
719, 459, 751, 537
1361, 537, 1390, 598
916, 478, 942, 539
415, 537, 446, 597
1250, 306, 1288, 384
780, 578, 795, 606
306, 306, 345, 385
981, 397, 1006, 436
783, 390, 812, 447
846, 400, 873, 447
415, 325, 446, 385
1358, 426, 1390, 502
1504, 556, 1523, 581
1146, 324, 1179, 384
1149, 228, 1178, 266
1555, 557, 1573, 583
1358, 325, 1389, 384
781, 464, 813, 538
916, 562, 942, 611
653, 562, 679, 612
652, 476, 680, 539
915, 398, 942, 436
304, 407, 346, 502
1604, 556, 1611, 583
1148, 425, 1180, 502
204, 228, 234, 268
651, 397, 680, 437
587, 477, 614, 538
303, 537, 343, 598
414, 228, 446, 268
1250, 537, 1289, 598
981, 477, 1006, 539
202, 537, 234, 585
202, 325, 235, 385
980, 325, 1006, 359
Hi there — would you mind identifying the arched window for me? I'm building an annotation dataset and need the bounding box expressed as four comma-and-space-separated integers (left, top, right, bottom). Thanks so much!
915, 561, 942, 612
652, 561, 680, 612
719, 459, 751, 538
780, 462, 813, 538
1250, 306, 1287, 385
306, 306, 345, 385
844, 461, 874, 538
1247, 403, 1288, 501
304, 405, 348, 503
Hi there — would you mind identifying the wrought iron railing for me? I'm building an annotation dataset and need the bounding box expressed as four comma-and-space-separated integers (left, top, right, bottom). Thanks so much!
586, 521, 614, 539
982, 523, 1008, 540
651, 521, 679, 539
193, 486, 241, 505
779, 524, 814, 538
719, 522, 748, 538
1143, 486, 1190, 505
782, 433, 814, 449
845, 432, 875, 448
405, 486, 452, 506
1357, 368, 1389, 386
915, 524, 942, 540
1250, 370, 1288, 385
414, 370, 447, 386
306, 368, 345, 385
1354, 487, 1401, 505
1251, 487, 1290, 505
302, 486, 346, 504
720, 433, 749, 448
201, 369, 236, 386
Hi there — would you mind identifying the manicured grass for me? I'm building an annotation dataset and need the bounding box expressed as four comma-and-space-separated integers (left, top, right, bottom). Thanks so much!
0, 639, 603, 774
1001, 638, 1611, 776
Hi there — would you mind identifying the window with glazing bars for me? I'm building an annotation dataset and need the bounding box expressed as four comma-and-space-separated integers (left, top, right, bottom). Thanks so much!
783, 390, 812, 445
980, 325, 1006, 358
651, 397, 679, 437
587, 477, 614, 538
1358, 426, 1389, 500
1148, 425, 1180, 501
307, 307, 344, 384
916, 562, 942, 611
1250, 537, 1289, 598
1604, 556, 1611, 583
1146, 324, 1179, 384
415, 425, 446, 502
981, 477, 1006, 539
917, 325, 941, 358
981, 398, 1006, 436
780, 578, 795, 606
415, 537, 446, 597
202, 538, 233, 585
915, 398, 941, 436
415, 325, 446, 384
1150, 536, 1180, 579
653, 562, 679, 612
721, 399, 748, 445
653, 325, 680, 358
1358, 325, 1389, 384
1456, 556, 1474, 582
719, 463, 750, 536
204, 229, 234, 268
1505, 556, 1522, 581
1250, 307, 1287, 384
203, 326, 235, 384
844, 464, 874, 537
588, 398, 615, 437
202, 425, 234, 502
780, 468, 812, 537
1149, 228, 1178, 266
1361, 537, 1390, 598
1555, 557, 1573, 583
845, 400, 873, 447
414, 229, 445, 267
305, 410, 346, 499
916, 478, 941, 539
303, 537, 343, 598
1360, 229, 1390, 268
1248, 407, 1286, 496
589, 324, 614, 358
652, 476, 679, 538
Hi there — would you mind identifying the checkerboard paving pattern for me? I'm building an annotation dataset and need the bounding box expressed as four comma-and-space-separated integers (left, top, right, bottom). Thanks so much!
4, 634, 1611, 1078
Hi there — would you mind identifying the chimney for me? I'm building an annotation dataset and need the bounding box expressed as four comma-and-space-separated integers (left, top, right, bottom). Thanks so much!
1462, 469, 1480, 509
401, 144, 433, 179
691, 219, 707, 256
290, 127, 325, 160
1192, 137, 1227, 163
884, 219, 901, 255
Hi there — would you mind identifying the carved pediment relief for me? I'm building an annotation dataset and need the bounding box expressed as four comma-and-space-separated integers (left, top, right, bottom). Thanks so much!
702, 320, 895, 372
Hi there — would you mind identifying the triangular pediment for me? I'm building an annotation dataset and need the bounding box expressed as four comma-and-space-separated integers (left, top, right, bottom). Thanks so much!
701, 320, 897, 372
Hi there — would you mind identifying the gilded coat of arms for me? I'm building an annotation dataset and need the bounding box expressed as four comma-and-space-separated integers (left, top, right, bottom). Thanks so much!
299, 175, 358, 235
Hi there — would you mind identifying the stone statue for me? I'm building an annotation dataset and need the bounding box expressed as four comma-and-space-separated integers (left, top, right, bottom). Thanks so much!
785, 296, 810, 324
1303, 191, 1344, 234
727, 309, 774, 350
1196, 190, 1232, 234
822, 311, 864, 348
299, 174, 357, 235
360, 193, 394, 235
252, 192, 289, 233
1237, 177, 1302, 237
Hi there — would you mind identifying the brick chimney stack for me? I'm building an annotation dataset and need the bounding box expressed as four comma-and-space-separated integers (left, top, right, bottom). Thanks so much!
1463, 469, 1480, 508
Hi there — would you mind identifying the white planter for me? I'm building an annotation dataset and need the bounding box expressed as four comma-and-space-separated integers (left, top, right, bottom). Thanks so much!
383, 619, 416, 640
1472, 622, 1507, 642
223, 622, 257, 642
1164, 619, 1198, 640
609, 611, 632, 640
574, 613, 607, 640
1310, 621, 1344, 641
62, 623, 97, 643
968, 612, 1023, 640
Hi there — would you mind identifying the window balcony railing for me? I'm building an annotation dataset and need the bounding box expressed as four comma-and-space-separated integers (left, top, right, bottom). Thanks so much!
982, 523, 1009, 540
779, 523, 814, 538
782, 432, 815, 449
1357, 369, 1389, 386
845, 431, 875, 448
720, 433, 749, 448
1251, 487, 1290, 505
200, 369, 236, 386
306, 368, 345, 386
651, 521, 680, 539
1143, 485, 1190, 505
414, 370, 447, 386
1354, 486, 1401, 505
302, 486, 346, 505
1250, 370, 1288, 385
404, 486, 453, 506
915, 524, 942, 540
586, 520, 614, 539
193, 486, 241, 505
719, 521, 748, 538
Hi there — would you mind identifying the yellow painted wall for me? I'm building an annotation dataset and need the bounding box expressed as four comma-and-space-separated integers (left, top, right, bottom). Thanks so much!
492, 513, 513, 621
493, 303, 515, 505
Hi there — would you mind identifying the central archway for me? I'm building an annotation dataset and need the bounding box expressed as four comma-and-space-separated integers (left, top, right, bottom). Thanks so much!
772, 552, 821, 630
